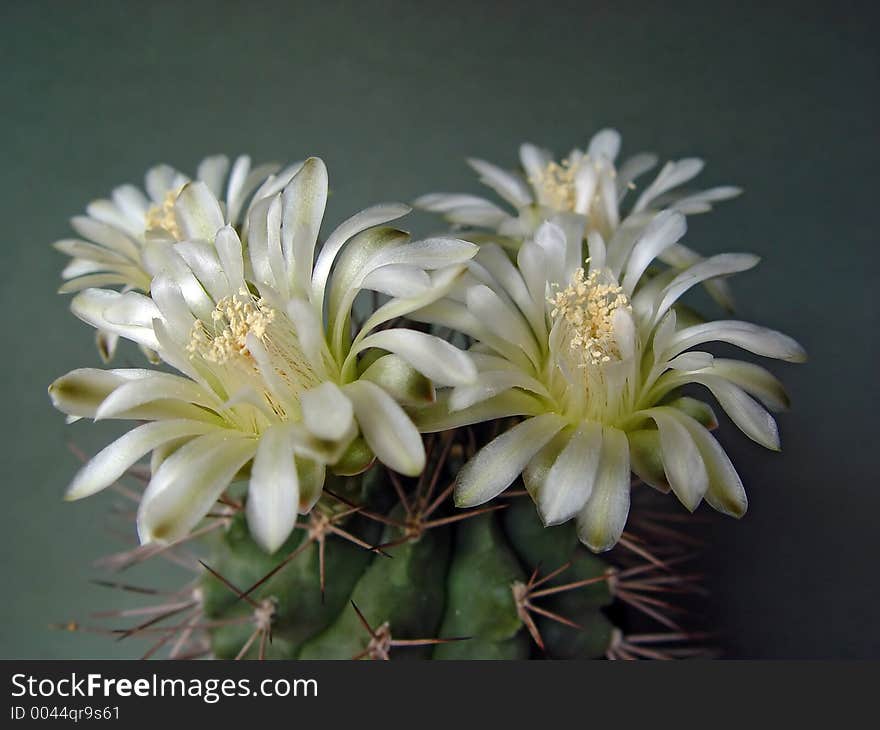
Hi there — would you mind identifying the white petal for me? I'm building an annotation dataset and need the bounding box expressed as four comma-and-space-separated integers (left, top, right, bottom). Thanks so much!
449, 369, 549, 411
66, 420, 216, 500
519, 143, 553, 181
658, 409, 747, 518
536, 422, 603, 525
214, 225, 247, 292
281, 157, 328, 295
95, 372, 221, 420
345, 380, 425, 476
145, 163, 182, 202
70, 289, 159, 350
616, 153, 658, 196
587, 128, 621, 162
70, 216, 140, 260
466, 284, 540, 366
706, 359, 790, 411
49, 368, 149, 418
103, 291, 161, 329
247, 425, 300, 553
633, 158, 705, 213
352, 329, 476, 387
373, 237, 478, 271
664, 320, 807, 363
476, 244, 545, 338
174, 242, 230, 301
467, 158, 533, 207
174, 181, 225, 241
300, 382, 354, 442
576, 427, 631, 552
150, 274, 197, 337
196, 155, 230, 198
137, 431, 256, 544
285, 298, 329, 374
413, 389, 544, 433
414, 193, 508, 227
687, 374, 781, 450
651, 254, 760, 326
454, 414, 567, 507
638, 408, 709, 511
621, 210, 687, 294
311, 202, 411, 307
362, 264, 430, 298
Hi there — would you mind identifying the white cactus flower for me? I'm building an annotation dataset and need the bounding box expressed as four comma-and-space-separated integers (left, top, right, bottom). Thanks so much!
49, 158, 478, 554
54, 154, 302, 360
412, 211, 805, 553
415, 129, 742, 310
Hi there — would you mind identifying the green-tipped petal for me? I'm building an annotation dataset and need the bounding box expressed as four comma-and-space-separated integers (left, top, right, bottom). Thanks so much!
345, 380, 425, 476
246, 425, 300, 554
576, 427, 631, 553
455, 414, 567, 508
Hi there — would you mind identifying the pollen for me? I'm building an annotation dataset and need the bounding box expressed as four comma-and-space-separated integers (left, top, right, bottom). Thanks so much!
530, 159, 577, 210
145, 187, 184, 239
187, 289, 276, 365
549, 267, 630, 366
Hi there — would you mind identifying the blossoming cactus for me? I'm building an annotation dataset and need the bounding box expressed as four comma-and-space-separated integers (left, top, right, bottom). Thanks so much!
48, 132, 804, 659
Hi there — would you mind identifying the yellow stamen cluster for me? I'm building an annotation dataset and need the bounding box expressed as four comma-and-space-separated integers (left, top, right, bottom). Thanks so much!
549, 268, 630, 366
187, 289, 276, 365
145, 187, 184, 239
530, 159, 577, 210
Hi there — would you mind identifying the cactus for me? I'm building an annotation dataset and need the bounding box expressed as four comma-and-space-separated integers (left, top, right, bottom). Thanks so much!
65, 426, 710, 660
48, 137, 802, 660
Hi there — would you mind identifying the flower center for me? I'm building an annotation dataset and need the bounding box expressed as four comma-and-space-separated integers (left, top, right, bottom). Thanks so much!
529, 160, 577, 211
186, 289, 322, 421
549, 267, 630, 366
145, 188, 183, 239
187, 289, 276, 365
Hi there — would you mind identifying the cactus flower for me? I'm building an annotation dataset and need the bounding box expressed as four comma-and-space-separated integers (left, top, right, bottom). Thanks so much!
413, 212, 805, 552
415, 129, 742, 310
49, 158, 478, 553
54, 154, 303, 360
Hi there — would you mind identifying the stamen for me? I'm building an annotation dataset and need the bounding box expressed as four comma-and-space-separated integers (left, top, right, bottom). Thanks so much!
187, 289, 276, 365
145, 187, 184, 239
529, 159, 577, 210
549, 267, 630, 366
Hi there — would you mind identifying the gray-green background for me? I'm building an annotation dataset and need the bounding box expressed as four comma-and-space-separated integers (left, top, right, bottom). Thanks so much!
1, 0, 876, 658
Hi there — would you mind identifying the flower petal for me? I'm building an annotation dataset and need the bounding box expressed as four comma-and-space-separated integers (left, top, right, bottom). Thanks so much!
66, 420, 217, 500
637, 407, 709, 511
174, 181, 225, 241
454, 414, 567, 508
311, 202, 411, 307
137, 431, 256, 544
361, 264, 431, 298
352, 329, 476, 387
663, 320, 807, 363
300, 382, 354, 442
95, 372, 222, 420
621, 210, 687, 294
70, 289, 160, 351
360, 354, 435, 406
657, 409, 747, 518
247, 424, 300, 553
345, 380, 425, 476
281, 157, 328, 296
467, 158, 533, 207
533, 421, 604, 526
413, 389, 544, 433
576, 427, 631, 553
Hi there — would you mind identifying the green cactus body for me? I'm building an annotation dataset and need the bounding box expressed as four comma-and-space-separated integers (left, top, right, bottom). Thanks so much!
200, 465, 618, 660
